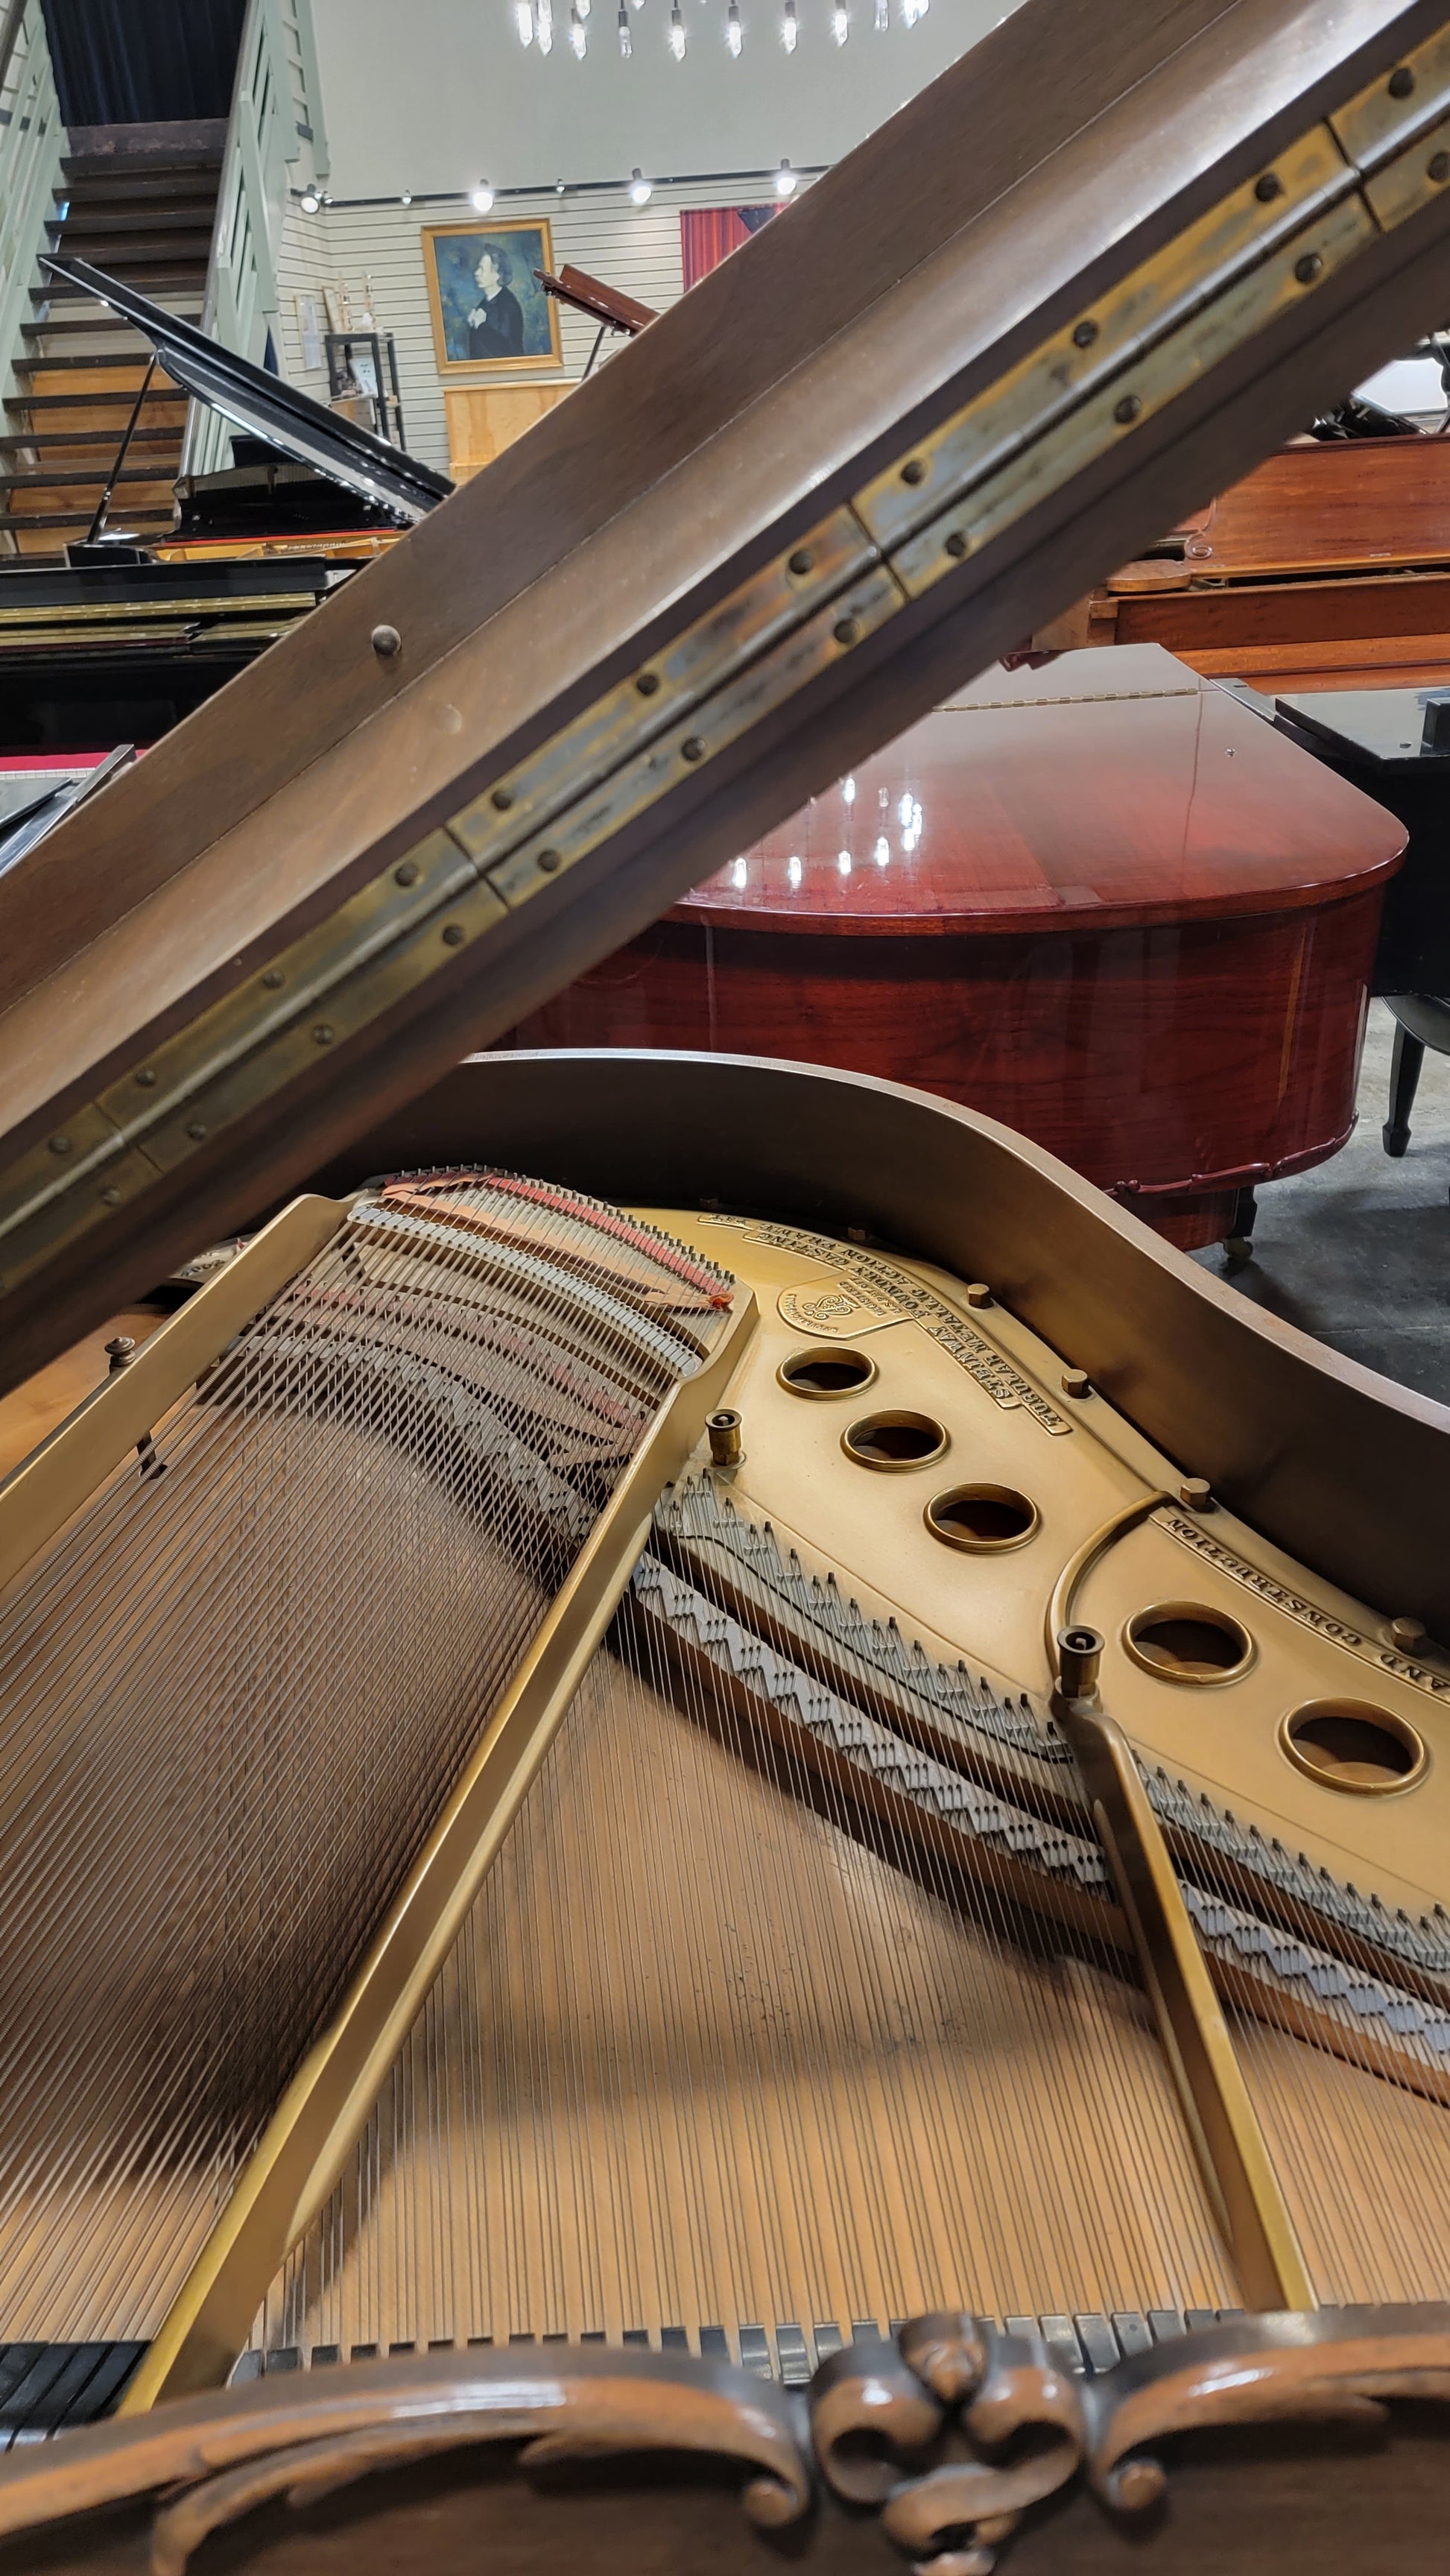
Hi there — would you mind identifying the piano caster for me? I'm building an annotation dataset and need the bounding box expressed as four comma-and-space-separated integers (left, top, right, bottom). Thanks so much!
1223, 1184, 1258, 1269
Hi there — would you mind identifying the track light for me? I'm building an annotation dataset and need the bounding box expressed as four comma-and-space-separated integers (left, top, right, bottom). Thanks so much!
299, 188, 320, 212
726, 0, 741, 48
832, 1, 848, 35
469, 183, 496, 211
776, 157, 797, 195
516, 0, 533, 36
401, 189, 413, 204
782, 0, 797, 48
570, 4, 586, 51
669, 0, 686, 52
875, 0, 887, 22
618, 0, 631, 45
629, 165, 653, 203
536, 0, 553, 50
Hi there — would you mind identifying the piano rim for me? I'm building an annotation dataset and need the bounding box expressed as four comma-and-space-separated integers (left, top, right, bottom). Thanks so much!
309, 1045, 1450, 1644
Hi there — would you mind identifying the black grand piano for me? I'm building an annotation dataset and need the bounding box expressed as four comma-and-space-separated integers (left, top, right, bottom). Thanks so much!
0, 256, 451, 751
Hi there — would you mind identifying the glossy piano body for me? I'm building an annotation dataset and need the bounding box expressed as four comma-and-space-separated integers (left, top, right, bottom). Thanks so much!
519, 649, 1406, 1248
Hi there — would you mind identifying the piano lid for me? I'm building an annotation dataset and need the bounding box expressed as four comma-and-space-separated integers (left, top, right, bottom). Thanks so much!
40, 254, 454, 526
4, 0, 1450, 1385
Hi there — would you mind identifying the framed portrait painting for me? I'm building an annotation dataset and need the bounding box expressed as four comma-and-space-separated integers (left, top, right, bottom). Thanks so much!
422, 219, 563, 377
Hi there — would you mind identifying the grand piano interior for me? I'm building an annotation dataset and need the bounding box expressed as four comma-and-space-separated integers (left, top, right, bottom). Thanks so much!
4, 2, 1450, 2570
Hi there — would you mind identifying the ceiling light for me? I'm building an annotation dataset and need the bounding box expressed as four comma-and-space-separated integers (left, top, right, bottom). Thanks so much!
516, 0, 533, 35
401, 189, 413, 204
776, 157, 797, 195
618, 0, 631, 45
569, 4, 586, 51
299, 188, 320, 212
629, 165, 653, 203
832, 3, 848, 36
470, 183, 496, 211
726, 0, 742, 48
537, 0, 554, 49
782, 0, 797, 42
669, 0, 686, 52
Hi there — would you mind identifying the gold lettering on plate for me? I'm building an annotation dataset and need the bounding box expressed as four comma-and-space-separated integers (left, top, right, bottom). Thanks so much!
777, 1280, 904, 1337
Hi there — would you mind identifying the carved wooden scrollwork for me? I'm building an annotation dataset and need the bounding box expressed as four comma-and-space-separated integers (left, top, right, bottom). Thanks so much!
0, 2346, 813, 2576
1082, 2305, 1450, 2516
812, 2305, 1450, 2574
4, 2309, 1450, 2570
811, 2312, 1088, 2575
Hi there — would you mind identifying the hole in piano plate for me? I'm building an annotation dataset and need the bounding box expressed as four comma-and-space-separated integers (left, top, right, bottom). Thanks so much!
1279, 1701, 1425, 1795
841, 1409, 948, 1469
925, 1482, 1040, 1552
1123, 1602, 1253, 1685
778, 1345, 878, 1398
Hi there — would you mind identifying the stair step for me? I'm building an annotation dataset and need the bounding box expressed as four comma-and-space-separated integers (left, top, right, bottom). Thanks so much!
1, 467, 178, 488
0, 431, 182, 452
22, 319, 158, 340
13, 353, 183, 373
45, 239, 214, 269
51, 206, 218, 237
8, 391, 189, 411
58, 171, 221, 201
31, 284, 203, 312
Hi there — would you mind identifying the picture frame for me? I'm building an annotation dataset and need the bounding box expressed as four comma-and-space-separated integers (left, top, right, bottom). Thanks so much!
422, 218, 563, 378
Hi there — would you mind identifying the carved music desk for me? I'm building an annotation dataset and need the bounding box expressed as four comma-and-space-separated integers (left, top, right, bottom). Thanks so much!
519, 647, 1406, 1250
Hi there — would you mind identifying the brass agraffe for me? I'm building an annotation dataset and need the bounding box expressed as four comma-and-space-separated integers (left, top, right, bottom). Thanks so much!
121, 1285, 759, 2411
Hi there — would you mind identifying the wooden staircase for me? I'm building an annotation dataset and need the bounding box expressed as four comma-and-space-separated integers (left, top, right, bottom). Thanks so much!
0, 121, 224, 560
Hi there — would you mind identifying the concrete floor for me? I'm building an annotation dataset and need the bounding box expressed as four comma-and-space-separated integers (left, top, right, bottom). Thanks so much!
1191, 1000, 1450, 1404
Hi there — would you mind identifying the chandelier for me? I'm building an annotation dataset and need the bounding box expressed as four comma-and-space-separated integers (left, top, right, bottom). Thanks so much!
513, 0, 930, 60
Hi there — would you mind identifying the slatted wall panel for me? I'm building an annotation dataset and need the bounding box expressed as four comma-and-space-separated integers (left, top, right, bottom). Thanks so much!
273, 176, 811, 471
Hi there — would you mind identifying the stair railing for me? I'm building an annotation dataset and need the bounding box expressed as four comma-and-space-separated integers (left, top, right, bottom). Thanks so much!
0, 0, 65, 474
180, 0, 331, 476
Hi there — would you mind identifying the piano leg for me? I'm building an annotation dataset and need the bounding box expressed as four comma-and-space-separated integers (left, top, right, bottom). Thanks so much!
1223, 1185, 1258, 1269
1384, 1017, 1425, 1159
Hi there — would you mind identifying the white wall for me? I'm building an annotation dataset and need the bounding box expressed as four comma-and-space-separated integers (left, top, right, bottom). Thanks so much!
310, 0, 1013, 195
274, 173, 791, 471
273, 0, 1019, 473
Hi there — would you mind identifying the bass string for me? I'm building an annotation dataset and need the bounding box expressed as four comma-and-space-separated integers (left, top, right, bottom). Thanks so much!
0, 1178, 711, 2343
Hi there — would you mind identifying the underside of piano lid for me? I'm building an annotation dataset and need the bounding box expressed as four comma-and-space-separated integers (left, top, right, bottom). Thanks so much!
4, 0, 1450, 2565
6, 0, 1450, 1390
